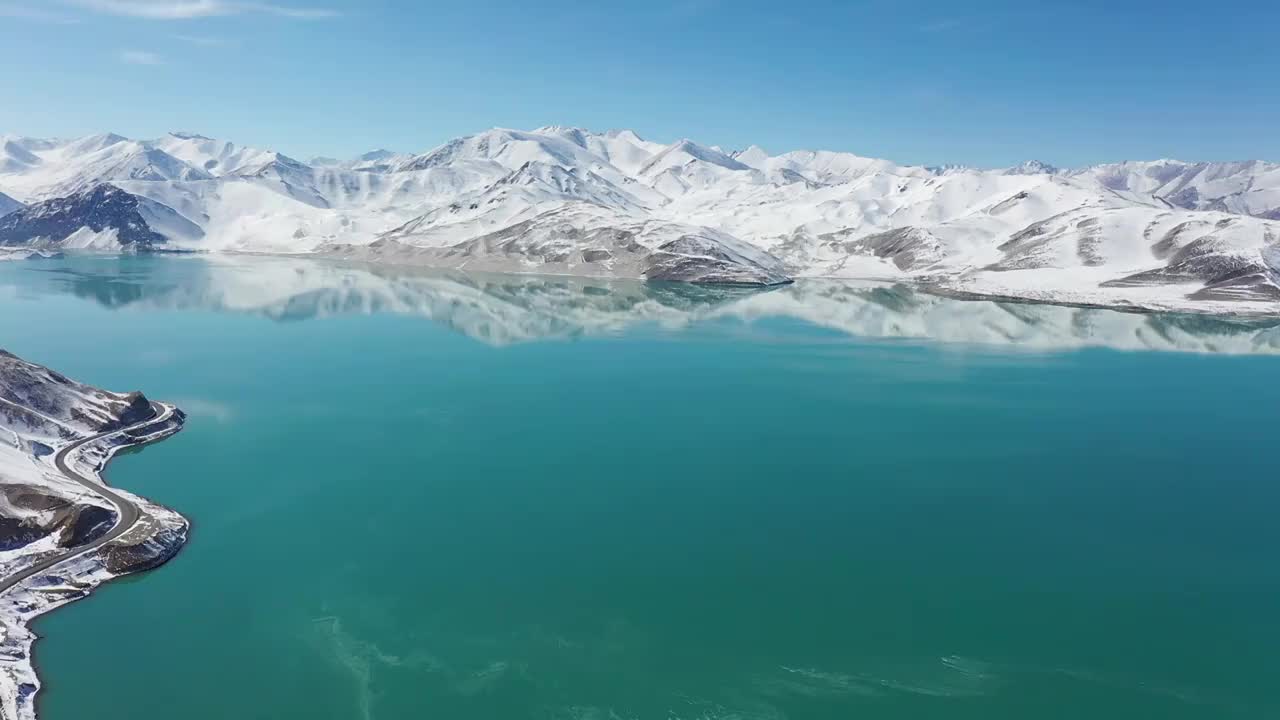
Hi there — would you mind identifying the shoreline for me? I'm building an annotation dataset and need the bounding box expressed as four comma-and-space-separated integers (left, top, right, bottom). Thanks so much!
0, 401, 188, 720
918, 282, 1280, 321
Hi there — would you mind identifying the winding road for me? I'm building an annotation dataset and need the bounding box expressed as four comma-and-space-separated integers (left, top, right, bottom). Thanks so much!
0, 400, 174, 597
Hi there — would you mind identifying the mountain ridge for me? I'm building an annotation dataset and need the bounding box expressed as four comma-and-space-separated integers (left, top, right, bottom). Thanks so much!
1, 126, 1278, 310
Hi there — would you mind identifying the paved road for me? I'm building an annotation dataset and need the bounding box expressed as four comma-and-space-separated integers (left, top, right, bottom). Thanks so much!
0, 401, 173, 597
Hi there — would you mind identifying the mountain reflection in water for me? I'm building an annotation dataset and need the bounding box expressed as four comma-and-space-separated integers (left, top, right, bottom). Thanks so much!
13, 253, 1280, 354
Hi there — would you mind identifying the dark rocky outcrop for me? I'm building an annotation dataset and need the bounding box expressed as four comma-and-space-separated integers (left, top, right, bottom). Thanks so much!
0, 517, 48, 552
1103, 237, 1264, 288
1187, 268, 1280, 302
97, 526, 186, 575
60, 504, 116, 547
324, 210, 793, 287
0, 184, 164, 249
0, 484, 118, 551
644, 235, 791, 286
816, 226, 944, 272
0, 349, 154, 434
986, 212, 1087, 271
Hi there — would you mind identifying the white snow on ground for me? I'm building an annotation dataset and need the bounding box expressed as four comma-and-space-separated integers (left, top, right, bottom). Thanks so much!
2, 127, 1279, 313
0, 354, 187, 720
0, 413, 187, 720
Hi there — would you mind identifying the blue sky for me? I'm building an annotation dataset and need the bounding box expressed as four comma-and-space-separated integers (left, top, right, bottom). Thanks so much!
1, 0, 1276, 168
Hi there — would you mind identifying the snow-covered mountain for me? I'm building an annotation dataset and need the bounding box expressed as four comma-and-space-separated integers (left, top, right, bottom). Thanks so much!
0, 185, 201, 250
0, 193, 21, 219
1, 127, 1278, 311
311, 149, 411, 173
0, 133, 212, 200
1071, 159, 1280, 219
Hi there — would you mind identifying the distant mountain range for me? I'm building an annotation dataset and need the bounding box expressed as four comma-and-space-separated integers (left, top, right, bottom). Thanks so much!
2, 127, 1278, 312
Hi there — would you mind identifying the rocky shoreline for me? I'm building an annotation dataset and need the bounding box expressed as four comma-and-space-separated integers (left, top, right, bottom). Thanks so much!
0, 351, 187, 720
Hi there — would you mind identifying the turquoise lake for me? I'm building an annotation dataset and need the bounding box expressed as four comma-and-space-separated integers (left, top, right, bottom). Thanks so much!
1, 254, 1279, 720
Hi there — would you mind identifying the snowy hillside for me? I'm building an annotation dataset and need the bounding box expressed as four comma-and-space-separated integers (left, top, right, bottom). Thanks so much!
0, 349, 188, 720
1, 127, 1278, 309
0, 193, 21, 219
0, 350, 154, 438
1072, 160, 1280, 219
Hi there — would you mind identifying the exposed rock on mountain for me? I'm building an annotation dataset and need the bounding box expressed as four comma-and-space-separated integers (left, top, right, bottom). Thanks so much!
0, 349, 153, 436
325, 205, 790, 286
1074, 159, 1280, 217
0, 349, 187, 720
1, 126, 1278, 308
0, 185, 167, 250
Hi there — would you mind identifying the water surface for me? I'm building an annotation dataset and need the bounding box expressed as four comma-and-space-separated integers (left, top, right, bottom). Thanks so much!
1, 255, 1277, 720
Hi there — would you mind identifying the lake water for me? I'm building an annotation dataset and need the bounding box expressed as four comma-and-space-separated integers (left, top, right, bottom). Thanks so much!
1, 254, 1278, 720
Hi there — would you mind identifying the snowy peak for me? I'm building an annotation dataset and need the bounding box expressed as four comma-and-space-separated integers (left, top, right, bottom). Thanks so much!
61, 133, 129, 157
14, 140, 212, 200
1073, 158, 1280, 216
153, 132, 281, 176
229, 150, 309, 177
603, 129, 646, 143
110, 145, 212, 183
0, 184, 166, 250
732, 145, 771, 170
2, 125, 1280, 309
728, 145, 907, 186
349, 149, 410, 172
312, 149, 408, 172
0, 191, 23, 218
775, 149, 906, 184
357, 149, 397, 162
1005, 160, 1059, 175
639, 139, 751, 176
532, 125, 593, 148
396, 128, 595, 174
227, 151, 331, 208
385, 159, 649, 242
494, 161, 644, 209
529, 125, 662, 163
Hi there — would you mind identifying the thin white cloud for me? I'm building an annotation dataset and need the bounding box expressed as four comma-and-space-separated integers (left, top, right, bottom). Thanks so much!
63, 0, 337, 19
172, 397, 234, 424
70, 0, 228, 17
242, 1, 336, 18
0, 2, 81, 22
118, 49, 165, 65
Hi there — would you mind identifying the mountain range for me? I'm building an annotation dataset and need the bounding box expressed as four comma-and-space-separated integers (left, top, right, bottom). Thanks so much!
2, 127, 1278, 313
